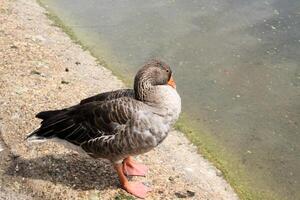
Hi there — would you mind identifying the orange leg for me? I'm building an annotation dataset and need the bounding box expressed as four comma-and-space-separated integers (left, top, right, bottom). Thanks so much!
114, 163, 150, 199
123, 156, 148, 176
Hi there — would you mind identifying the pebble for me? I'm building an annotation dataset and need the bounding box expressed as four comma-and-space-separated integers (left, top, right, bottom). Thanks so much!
61, 80, 70, 84
186, 190, 195, 197
30, 70, 41, 75
175, 192, 187, 198
10, 45, 18, 49
88, 191, 100, 200
32, 35, 46, 42
216, 170, 223, 177
169, 176, 175, 182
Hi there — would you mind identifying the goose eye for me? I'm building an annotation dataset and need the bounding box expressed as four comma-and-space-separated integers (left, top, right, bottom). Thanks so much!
166, 69, 169, 73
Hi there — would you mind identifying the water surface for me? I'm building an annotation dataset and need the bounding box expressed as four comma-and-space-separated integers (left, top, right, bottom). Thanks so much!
40, 0, 300, 199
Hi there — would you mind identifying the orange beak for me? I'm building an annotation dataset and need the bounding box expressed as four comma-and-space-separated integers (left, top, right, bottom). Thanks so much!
168, 75, 176, 89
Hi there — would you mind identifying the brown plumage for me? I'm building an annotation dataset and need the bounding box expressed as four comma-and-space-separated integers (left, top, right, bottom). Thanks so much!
27, 59, 181, 198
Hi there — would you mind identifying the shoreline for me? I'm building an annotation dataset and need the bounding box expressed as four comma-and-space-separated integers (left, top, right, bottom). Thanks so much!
0, 0, 238, 199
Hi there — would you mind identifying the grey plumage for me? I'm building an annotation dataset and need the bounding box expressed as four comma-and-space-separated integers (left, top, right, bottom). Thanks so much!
27, 59, 181, 163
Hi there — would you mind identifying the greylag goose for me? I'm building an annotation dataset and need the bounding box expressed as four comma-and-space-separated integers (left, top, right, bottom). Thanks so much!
27, 59, 181, 198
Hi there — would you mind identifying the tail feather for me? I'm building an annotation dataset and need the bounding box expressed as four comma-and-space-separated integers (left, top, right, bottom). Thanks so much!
27, 109, 69, 140
36, 109, 65, 120
27, 108, 90, 145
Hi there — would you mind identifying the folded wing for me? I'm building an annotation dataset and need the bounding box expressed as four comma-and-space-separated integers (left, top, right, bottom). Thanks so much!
80, 89, 134, 105
28, 97, 144, 147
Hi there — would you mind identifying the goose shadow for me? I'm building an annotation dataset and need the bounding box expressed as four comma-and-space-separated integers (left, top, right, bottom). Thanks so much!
5, 153, 120, 190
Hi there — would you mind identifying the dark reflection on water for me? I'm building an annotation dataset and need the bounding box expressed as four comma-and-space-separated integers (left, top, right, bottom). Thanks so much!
41, 0, 300, 199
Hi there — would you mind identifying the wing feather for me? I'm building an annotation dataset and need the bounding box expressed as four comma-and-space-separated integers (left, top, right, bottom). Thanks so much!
80, 89, 134, 105
28, 97, 145, 148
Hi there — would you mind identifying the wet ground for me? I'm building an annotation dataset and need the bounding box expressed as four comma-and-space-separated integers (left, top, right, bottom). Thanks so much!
39, 0, 300, 199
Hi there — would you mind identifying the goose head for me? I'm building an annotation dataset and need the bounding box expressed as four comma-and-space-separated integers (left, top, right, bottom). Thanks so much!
134, 59, 176, 102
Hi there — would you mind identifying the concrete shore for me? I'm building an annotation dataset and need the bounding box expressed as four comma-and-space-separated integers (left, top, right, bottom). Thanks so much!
0, 0, 238, 199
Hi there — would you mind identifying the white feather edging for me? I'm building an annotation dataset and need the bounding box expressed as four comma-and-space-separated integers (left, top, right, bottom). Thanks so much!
26, 135, 47, 143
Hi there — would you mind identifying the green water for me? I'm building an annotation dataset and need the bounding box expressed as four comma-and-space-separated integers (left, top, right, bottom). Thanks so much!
39, 0, 300, 199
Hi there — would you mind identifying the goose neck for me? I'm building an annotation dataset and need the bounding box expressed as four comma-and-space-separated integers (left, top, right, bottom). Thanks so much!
134, 77, 154, 101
